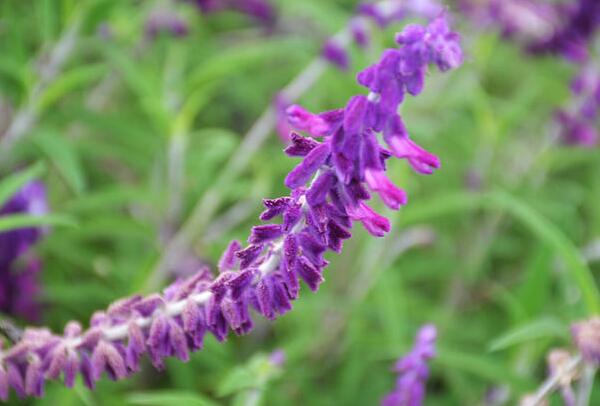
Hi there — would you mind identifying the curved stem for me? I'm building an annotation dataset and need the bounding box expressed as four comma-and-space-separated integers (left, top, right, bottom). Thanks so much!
0, 16, 81, 158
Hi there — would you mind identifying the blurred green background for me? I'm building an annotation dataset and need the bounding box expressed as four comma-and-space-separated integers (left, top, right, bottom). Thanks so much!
1, 0, 599, 404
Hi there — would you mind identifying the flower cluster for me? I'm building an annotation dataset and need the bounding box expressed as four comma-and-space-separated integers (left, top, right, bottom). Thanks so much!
0, 181, 47, 322
192, 0, 275, 25
0, 15, 461, 400
458, 0, 558, 46
528, 0, 600, 63
275, 0, 447, 141
381, 324, 437, 406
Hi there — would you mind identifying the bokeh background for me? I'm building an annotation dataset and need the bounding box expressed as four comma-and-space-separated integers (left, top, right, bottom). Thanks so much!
1, 0, 599, 404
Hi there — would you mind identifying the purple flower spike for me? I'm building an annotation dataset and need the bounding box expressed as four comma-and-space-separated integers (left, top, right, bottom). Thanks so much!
0, 14, 462, 399
381, 324, 437, 406
322, 39, 350, 70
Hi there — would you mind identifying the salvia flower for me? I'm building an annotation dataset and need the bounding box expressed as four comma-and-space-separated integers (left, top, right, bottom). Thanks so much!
0, 16, 462, 399
381, 324, 437, 406
572, 317, 600, 364
0, 181, 48, 321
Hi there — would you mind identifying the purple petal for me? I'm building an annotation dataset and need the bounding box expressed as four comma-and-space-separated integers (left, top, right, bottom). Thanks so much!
260, 197, 292, 220
249, 224, 284, 244
284, 132, 320, 157
218, 240, 241, 272
236, 244, 264, 269
306, 171, 336, 207
295, 257, 324, 292
285, 143, 331, 189
286, 105, 331, 137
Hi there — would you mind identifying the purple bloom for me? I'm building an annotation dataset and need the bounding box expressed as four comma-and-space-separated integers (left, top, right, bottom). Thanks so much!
0, 181, 48, 321
145, 9, 189, 39
322, 39, 350, 71
529, 0, 600, 62
572, 317, 600, 364
351, 18, 370, 48
554, 64, 600, 147
381, 324, 437, 406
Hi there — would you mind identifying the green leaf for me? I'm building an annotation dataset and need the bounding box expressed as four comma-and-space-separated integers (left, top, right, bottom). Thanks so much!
188, 39, 302, 88
127, 391, 221, 406
37, 63, 107, 111
486, 190, 600, 315
34, 130, 87, 195
217, 355, 281, 397
0, 213, 76, 232
488, 317, 568, 352
0, 162, 45, 207
438, 347, 532, 390
401, 190, 600, 315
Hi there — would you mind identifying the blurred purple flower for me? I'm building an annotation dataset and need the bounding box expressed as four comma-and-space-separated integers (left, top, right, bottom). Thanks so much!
0, 181, 48, 321
145, 9, 189, 39
572, 317, 600, 364
381, 324, 437, 406
322, 39, 350, 71
529, 0, 600, 62
192, 0, 276, 24
555, 64, 600, 147
273, 93, 293, 142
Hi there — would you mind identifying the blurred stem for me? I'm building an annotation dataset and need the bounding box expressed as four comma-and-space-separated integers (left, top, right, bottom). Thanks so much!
0, 316, 23, 344
243, 388, 263, 406
575, 363, 596, 406
165, 133, 187, 229
0, 12, 82, 158
528, 355, 582, 406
